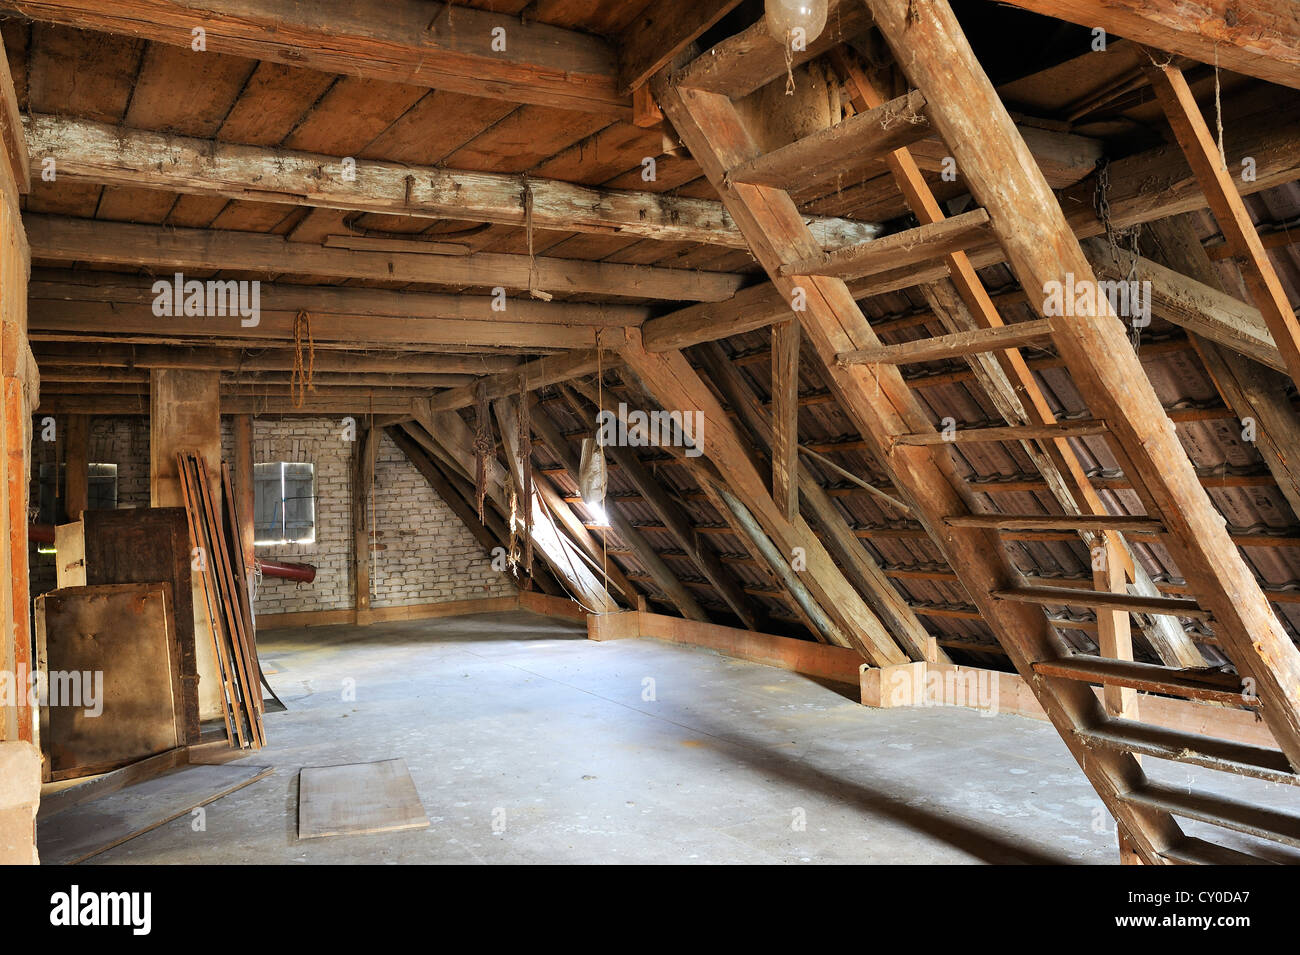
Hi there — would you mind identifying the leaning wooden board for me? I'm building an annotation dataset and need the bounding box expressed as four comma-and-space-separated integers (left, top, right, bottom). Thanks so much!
35, 583, 182, 781
298, 759, 429, 839
38, 763, 273, 864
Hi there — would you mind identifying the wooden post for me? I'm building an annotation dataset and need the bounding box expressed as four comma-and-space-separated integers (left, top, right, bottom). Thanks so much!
63, 414, 88, 522
232, 414, 255, 575
352, 425, 377, 616
149, 367, 224, 721
771, 320, 800, 521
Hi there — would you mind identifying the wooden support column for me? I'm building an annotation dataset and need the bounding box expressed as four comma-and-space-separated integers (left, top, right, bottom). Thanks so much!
0, 35, 33, 747
771, 320, 800, 521
352, 425, 378, 616
231, 414, 255, 575
149, 367, 223, 720
62, 414, 88, 522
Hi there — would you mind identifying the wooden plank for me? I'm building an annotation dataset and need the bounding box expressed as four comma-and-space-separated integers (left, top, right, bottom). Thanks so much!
894, 420, 1109, 446
997, 0, 1300, 91
24, 215, 744, 304
948, 513, 1161, 533
1077, 720, 1296, 787
34, 583, 182, 779
298, 758, 429, 839
38, 762, 272, 864
1034, 656, 1248, 704
728, 90, 931, 191
430, 352, 615, 413
838, 319, 1054, 366
781, 209, 992, 281
1121, 783, 1300, 849
8, 0, 632, 114
1146, 59, 1300, 387
996, 585, 1209, 619
24, 115, 879, 252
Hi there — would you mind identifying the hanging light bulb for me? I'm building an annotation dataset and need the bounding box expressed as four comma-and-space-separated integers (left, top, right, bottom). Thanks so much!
765, 0, 828, 49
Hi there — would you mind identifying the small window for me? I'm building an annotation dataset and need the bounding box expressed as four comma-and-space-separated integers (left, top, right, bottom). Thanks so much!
36, 462, 117, 524
254, 462, 316, 545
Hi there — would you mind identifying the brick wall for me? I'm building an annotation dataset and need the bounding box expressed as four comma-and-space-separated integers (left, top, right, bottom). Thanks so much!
31, 415, 514, 614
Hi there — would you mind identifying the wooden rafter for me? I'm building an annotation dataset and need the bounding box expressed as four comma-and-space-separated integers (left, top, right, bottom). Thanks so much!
1145, 57, 1300, 387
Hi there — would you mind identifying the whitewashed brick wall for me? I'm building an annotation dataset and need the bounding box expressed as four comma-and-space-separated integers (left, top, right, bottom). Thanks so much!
29, 415, 514, 613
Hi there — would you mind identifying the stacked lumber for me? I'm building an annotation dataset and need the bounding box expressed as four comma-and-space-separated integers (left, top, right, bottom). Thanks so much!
176, 451, 265, 749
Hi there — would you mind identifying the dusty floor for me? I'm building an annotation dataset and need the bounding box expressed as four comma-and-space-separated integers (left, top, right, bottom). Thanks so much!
81, 611, 1298, 864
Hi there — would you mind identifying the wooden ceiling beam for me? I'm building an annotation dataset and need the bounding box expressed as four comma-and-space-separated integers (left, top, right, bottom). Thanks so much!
995, 0, 1300, 91
30, 341, 521, 374
24, 115, 878, 252
25, 215, 740, 304
29, 269, 649, 328
4, 0, 632, 114
28, 299, 623, 351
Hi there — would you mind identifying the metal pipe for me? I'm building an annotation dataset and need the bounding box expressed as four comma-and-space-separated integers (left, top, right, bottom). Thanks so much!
28, 524, 56, 544
256, 558, 316, 583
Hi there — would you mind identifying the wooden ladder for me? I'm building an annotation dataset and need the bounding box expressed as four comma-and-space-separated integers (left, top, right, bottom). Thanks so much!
653, 0, 1300, 864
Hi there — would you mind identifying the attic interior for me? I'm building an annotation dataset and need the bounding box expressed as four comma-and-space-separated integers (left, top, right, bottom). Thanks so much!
0, 0, 1299, 874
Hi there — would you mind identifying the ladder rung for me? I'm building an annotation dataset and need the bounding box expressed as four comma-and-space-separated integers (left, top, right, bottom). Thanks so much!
780, 208, 993, 282
1033, 656, 1248, 703
728, 90, 931, 191
951, 514, 1160, 533
1121, 783, 1300, 850
1160, 836, 1277, 865
895, 419, 1108, 445
838, 318, 1054, 366
1077, 718, 1297, 785
1001, 584, 1207, 618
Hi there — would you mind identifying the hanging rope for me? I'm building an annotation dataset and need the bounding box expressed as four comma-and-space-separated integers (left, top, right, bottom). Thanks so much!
522, 176, 553, 302
472, 379, 492, 522
291, 310, 315, 409
1213, 44, 1227, 172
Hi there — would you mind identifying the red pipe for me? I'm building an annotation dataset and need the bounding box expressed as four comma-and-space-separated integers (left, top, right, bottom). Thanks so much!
28, 524, 55, 545
257, 558, 316, 583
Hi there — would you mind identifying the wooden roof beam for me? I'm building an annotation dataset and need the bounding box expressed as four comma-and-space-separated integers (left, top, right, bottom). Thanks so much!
24, 114, 879, 252
24, 216, 743, 304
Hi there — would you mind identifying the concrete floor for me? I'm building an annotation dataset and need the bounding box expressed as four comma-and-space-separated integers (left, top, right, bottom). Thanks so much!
83, 612, 1299, 864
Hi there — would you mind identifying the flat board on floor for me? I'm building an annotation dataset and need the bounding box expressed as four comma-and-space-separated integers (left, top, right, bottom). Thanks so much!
298, 758, 429, 839
38, 763, 273, 865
